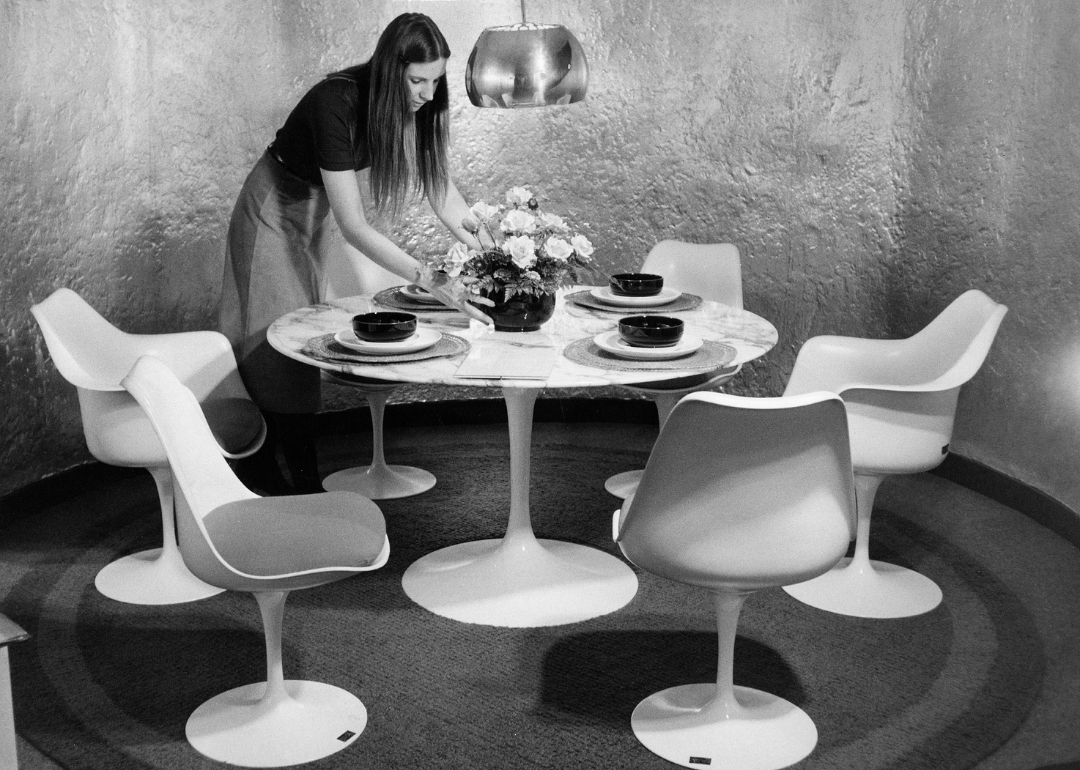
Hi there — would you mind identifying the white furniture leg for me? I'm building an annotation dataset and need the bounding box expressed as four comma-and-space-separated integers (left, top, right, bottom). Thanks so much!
93, 466, 224, 605
783, 474, 943, 618
632, 592, 818, 770
402, 386, 638, 627
186, 591, 367, 767
323, 387, 436, 500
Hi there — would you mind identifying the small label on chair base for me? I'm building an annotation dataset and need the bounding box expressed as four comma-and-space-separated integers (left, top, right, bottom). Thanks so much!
689, 758, 712, 765
338, 731, 356, 742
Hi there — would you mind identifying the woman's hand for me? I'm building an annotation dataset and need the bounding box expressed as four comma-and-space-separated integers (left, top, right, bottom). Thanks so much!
416, 265, 494, 327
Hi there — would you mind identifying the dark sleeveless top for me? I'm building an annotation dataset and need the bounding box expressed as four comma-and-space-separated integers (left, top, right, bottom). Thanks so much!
271, 65, 372, 186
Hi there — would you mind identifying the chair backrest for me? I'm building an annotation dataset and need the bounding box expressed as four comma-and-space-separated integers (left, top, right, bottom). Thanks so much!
30, 288, 130, 390
786, 290, 1008, 396
122, 355, 255, 521
641, 240, 743, 309
123, 355, 388, 588
616, 391, 855, 592
783, 290, 1007, 475
31, 288, 262, 466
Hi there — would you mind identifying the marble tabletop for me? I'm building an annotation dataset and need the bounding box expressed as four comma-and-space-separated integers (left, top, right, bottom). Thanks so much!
267, 286, 778, 389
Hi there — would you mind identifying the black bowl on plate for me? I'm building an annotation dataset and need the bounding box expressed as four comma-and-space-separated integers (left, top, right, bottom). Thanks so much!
618, 315, 684, 347
352, 312, 417, 342
609, 273, 664, 297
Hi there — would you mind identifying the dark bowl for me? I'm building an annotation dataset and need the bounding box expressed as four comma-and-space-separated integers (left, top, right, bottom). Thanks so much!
618, 315, 684, 347
609, 273, 664, 297
351, 312, 417, 342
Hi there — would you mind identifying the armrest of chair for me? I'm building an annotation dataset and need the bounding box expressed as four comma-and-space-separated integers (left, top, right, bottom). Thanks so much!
786, 335, 963, 395
140, 331, 252, 401
0, 615, 29, 648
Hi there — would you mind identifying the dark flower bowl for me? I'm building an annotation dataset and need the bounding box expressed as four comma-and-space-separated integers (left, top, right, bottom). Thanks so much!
618, 315, 684, 347
609, 273, 664, 297
351, 312, 417, 342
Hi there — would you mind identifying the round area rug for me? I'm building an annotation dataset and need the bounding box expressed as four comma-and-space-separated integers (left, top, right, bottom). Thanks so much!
1, 424, 1045, 770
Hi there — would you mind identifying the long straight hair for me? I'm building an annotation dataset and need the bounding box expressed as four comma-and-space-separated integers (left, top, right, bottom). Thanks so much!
366, 13, 451, 219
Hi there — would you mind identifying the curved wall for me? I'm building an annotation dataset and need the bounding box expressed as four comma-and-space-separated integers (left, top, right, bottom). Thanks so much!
2, 1, 1078, 520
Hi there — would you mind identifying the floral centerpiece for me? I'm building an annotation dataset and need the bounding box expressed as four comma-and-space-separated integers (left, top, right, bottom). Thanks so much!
424, 186, 595, 331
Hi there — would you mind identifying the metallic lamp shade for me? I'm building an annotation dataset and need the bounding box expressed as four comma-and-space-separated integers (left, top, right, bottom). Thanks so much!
465, 23, 588, 108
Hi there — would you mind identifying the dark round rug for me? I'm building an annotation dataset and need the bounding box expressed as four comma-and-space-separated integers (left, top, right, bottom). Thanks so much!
1, 425, 1045, 769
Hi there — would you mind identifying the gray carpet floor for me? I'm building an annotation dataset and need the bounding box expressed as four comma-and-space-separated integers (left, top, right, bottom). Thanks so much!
1, 419, 1078, 770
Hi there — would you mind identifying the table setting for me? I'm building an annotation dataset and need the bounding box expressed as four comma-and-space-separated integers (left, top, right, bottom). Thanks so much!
267, 186, 777, 628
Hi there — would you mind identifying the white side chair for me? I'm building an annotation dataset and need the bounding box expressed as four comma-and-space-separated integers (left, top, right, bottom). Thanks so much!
605, 240, 744, 499
321, 246, 435, 499
122, 354, 389, 768
613, 391, 855, 770
31, 288, 266, 605
782, 289, 1008, 618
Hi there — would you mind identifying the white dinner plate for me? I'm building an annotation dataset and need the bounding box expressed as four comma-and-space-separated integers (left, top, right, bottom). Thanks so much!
334, 327, 441, 355
589, 286, 682, 308
593, 330, 703, 360
399, 284, 446, 305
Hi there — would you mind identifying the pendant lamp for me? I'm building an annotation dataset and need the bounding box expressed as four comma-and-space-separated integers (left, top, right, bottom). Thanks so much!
465, 0, 588, 108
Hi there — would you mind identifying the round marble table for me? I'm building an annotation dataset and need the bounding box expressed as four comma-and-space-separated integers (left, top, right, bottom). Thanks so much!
268, 287, 777, 627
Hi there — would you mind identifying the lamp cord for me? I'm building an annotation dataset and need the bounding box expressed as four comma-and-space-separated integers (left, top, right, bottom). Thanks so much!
520, 0, 527, 24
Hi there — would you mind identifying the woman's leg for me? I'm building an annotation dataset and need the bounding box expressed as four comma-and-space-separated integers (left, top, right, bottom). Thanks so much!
274, 412, 323, 494
232, 413, 293, 495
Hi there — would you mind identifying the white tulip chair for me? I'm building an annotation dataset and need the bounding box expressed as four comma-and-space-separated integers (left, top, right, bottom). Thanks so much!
31, 288, 266, 605
614, 391, 856, 770
122, 354, 389, 767
782, 289, 1008, 618
605, 240, 744, 499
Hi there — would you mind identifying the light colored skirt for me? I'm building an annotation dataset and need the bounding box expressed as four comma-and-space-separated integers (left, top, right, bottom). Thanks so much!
218, 151, 330, 413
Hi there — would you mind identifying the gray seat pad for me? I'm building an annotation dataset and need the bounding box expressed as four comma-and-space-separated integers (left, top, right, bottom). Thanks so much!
203, 491, 386, 577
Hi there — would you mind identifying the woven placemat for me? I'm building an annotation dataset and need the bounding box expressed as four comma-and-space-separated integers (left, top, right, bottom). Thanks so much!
373, 286, 458, 313
562, 337, 736, 372
304, 331, 469, 364
565, 289, 703, 314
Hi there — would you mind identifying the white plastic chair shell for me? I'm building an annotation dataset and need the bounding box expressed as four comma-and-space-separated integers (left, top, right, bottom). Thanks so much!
613, 390, 855, 770
30, 287, 266, 605
606, 240, 745, 499
782, 289, 1008, 618
123, 354, 389, 767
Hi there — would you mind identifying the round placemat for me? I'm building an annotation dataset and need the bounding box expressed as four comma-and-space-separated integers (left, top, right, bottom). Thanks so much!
374, 286, 459, 313
304, 331, 469, 364
565, 289, 703, 314
562, 336, 736, 372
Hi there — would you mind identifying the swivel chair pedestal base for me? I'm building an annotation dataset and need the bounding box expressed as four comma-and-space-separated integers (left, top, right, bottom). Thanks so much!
782, 556, 943, 618
94, 546, 224, 605
604, 469, 642, 500
323, 464, 435, 500
186, 680, 365, 768
632, 683, 817, 770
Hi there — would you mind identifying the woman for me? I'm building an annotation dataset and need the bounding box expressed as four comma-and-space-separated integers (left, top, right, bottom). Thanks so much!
219, 13, 490, 494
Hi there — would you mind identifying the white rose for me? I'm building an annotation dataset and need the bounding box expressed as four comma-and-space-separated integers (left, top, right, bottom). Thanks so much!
570, 234, 594, 258
443, 242, 473, 276
505, 186, 533, 206
501, 209, 536, 234
504, 235, 537, 268
544, 237, 574, 262
539, 212, 567, 232
470, 201, 500, 221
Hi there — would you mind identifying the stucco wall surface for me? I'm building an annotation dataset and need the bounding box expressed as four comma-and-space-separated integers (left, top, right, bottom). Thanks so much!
2, 1, 1078, 520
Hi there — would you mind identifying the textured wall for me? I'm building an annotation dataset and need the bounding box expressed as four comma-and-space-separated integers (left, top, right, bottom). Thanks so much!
3, 1, 1079, 519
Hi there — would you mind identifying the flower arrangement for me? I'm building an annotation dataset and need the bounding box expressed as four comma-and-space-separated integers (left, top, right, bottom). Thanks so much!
425, 186, 595, 301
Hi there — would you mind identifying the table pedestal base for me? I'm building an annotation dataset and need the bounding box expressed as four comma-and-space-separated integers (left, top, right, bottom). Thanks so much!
402, 535, 637, 627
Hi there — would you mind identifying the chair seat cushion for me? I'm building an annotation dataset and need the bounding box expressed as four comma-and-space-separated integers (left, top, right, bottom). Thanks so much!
203, 491, 386, 577
200, 397, 264, 455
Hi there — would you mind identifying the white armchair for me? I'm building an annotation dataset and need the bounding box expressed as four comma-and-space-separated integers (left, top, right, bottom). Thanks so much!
31, 288, 266, 605
782, 289, 1008, 618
